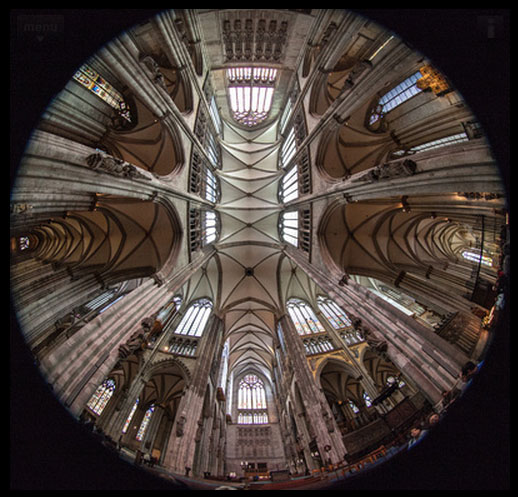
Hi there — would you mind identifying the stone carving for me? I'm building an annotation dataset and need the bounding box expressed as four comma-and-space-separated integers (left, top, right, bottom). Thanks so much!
342, 59, 373, 90
118, 313, 161, 359
139, 54, 167, 90
222, 17, 288, 62
352, 158, 417, 183
176, 415, 187, 437
352, 318, 388, 354
86, 152, 151, 181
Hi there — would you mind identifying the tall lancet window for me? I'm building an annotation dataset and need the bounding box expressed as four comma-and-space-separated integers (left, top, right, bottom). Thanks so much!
227, 67, 277, 127
174, 298, 213, 337
317, 295, 352, 330
73, 64, 131, 122
369, 70, 422, 125
237, 374, 268, 424
286, 298, 325, 336
86, 378, 116, 416
136, 404, 155, 441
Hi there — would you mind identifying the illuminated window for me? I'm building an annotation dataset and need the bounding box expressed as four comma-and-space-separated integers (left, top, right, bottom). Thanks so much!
461, 249, 493, 267
136, 404, 155, 441
348, 399, 360, 414
190, 151, 220, 203
280, 126, 296, 168
286, 298, 325, 336
18, 236, 30, 251
280, 165, 298, 203
363, 391, 373, 408
174, 298, 213, 337
86, 378, 115, 416
280, 210, 298, 247
317, 296, 352, 330
370, 71, 422, 124
237, 374, 268, 425
204, 210, 218, 244
227, 67, 277, 127
73, 64, 131, 122
122, 398, 139, 434
189, 209, 219, 251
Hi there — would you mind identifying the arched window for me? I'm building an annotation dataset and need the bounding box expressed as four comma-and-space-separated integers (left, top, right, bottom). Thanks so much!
348, 399, 360, 414
369, 71, 422, 125
73, 64, 131, 122
122, 398, 139, 434
317, 295, 352, 330
136, 404, 155, 441
86, 378, 116, 416
363, 391, 373, 408
174, 298, 213, 337
286, 298, 325, 336
227, 67, 277, 127
461, 249, 493, 267
18, 236, 30, 251
237, 374, 268, 425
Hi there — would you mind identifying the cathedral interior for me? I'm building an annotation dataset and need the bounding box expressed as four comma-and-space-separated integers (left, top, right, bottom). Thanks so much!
10, 9, 509, 490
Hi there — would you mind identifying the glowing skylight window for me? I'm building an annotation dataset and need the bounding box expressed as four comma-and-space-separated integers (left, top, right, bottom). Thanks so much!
227, 67, 277, 127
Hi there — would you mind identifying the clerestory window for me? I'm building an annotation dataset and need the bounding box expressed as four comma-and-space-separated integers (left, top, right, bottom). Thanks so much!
286, 298, 325, 336
369, 71, 422, 125
227, 67, 277, 127
317, 295, 352, 330
73, 64, 131, 122
173, 298, 213, 337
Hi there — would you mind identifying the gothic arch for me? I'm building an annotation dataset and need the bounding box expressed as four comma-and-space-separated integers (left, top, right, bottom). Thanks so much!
101, 94, 185, 178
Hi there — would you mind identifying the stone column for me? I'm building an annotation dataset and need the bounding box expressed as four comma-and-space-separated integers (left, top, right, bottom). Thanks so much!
278, 313, 346, 467
285, 247, 468, 404
162, 315, 223, 475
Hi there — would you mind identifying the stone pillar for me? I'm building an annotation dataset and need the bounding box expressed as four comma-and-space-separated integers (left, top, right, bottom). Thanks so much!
278, 313, 346, 467
39, 278, 170, 417
285, 248, 468, 404
162, 315, 223, 475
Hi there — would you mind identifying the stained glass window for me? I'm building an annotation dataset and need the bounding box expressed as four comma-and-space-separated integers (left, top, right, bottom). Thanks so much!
317, 296, 352, 330
174, 298, 213, 337
363, 391, 373, 408
136, 404, 155, 441
122, 398, 139, 434
461, 249, 493, 267
18, 236, 30, 251
286, 298, 326, 336
227, 67, 277, 127
370, 71, 422, 124
73, 64, 131, 122
348, 399, 360, 414
237, 374, 268, 425
86, 378, 116, 416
